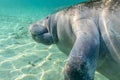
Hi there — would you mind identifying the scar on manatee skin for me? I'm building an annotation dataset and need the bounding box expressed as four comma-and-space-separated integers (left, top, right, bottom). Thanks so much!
69, 13, 75, 16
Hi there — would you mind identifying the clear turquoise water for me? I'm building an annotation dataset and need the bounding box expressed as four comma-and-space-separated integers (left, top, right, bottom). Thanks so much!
0, 0, 108, 80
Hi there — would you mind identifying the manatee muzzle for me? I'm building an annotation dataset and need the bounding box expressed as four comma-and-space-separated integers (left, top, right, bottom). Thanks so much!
29, 24, 48, 36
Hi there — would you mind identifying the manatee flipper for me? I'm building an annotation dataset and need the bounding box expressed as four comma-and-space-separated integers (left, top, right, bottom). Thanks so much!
64, 20, 100, 80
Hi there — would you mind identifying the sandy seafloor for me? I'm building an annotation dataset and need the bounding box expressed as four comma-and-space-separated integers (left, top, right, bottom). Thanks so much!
0, 5, 109, 80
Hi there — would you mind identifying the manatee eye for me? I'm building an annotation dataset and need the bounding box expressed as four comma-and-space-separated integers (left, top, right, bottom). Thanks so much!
46, 16, 49, 19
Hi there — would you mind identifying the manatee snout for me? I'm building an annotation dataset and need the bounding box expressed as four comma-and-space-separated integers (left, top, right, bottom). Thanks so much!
29, 21, 54, 45
29, 24, 48, 36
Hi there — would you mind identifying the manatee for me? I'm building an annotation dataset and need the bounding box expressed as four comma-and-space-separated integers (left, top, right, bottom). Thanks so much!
29, 0, 120, 80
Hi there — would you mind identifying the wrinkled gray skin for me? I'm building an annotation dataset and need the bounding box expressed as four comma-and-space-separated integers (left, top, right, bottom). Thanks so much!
29, 0, 120, 80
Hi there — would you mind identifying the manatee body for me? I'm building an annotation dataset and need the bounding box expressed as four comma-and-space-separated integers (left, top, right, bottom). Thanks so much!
29, 0, 120, 80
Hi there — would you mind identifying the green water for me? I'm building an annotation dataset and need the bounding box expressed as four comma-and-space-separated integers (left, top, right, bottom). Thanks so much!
0, 0, 109, 80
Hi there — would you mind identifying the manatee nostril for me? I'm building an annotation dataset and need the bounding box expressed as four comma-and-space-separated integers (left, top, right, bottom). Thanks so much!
29, 24, 39, 34
32, 24, 39, 27
29, 24, 48, 35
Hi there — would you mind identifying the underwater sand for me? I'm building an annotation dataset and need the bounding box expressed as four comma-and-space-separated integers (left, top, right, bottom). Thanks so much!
0, 3, 109, 80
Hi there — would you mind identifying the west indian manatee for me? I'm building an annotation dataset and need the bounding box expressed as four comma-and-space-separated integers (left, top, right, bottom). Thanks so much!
29, 0, 120, 80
